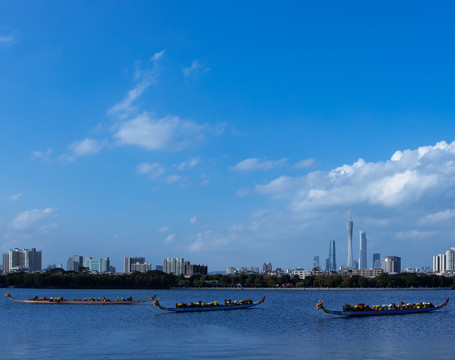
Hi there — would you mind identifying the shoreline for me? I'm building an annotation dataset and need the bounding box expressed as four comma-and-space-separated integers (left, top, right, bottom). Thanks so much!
172, 287, 452, 291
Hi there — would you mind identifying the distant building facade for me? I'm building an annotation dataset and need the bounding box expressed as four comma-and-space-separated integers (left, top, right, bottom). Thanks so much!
67, 255, 83, 272
433, 248, 455, 274
131, 262, 151, 273
328, 240, 336, 271
2, 248, 42, 273
313, 256, 320, 269
373, 253, 381, 269
359, 231, 367, 269
292, 268, 311, 279
124, 256, 151, 273
84, 257, 110, 273
352, 268, 384, 278
347, 210, 353, 269
381, 256, 401, 274
182, 261, 208, 277
262, 262, 272, 273
163, 258, 184, 275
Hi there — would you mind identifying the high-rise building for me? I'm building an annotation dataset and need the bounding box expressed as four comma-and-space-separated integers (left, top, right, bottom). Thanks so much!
163, 258, 184, 275
9, 248, 22, 271
445, 248, 455, 271
381, 256, 401, 274
182, 261, 208, 277
328, 240, 336, 271
124, 256, 146, 273
131, 262, 151, 273
2, 253, 9, 273
373, 253, 381, 269
24, 248, 42, 272
347, 210, 353, 269
67, 255, 83, 272
359, 231, 367, 269
3, 248, 42, 273
262, 262, 272, 273
84, 257, 110, 273
432, 248, 455, 273
313, 256, 320, 269
433, 253, 445, 273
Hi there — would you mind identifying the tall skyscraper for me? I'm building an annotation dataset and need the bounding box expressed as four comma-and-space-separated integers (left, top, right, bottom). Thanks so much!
373, 253, 381, 268
124, 256, 146, 273
445, 248, 455, 271
163, 258, 184, 275
381, 256, 401, 274
328, 240, 336, 271
313, 256, 320, 269
3, 248, 42, 273
347, 210, 353, 269
67, 255, 83, 272
359, 231, 367, 269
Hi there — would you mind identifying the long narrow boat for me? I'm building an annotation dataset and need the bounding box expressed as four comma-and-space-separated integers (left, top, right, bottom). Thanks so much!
316, 298, 449, 317
5, 292, 156, 305
153, 296, 265, 312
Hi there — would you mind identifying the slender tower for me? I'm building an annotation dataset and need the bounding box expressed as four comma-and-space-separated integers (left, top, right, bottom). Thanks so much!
359, 231, 367, 269
329, 240, 336, 271
347, 210, 353, 268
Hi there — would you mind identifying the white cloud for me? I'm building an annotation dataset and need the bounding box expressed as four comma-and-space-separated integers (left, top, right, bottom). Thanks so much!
190, 216, 197, 224
0, 34, 15, 44
231, 157, 288, 171
236, 189, 250, 197
189, 231, 229, 252
136, 162, 165, 179
395, 230, 437, 240
9, 208, 58, 231
31, 148, 53, 161
166, 175, 182, 184
200, 174, 210, 186
177, 158, 200, 170
151, 50, 166, 62
420, 209, 455, 224
163, 234, 176, 244
113, 112, 206, 151
294, 158, 315, 169
158, 226, 169, 233
257, 141, 455, 211
183, 60, 211, 77
256, 175, 295, 195
108, 50, 165, 119
9, 193, 22, 201
60, 138, 106, 162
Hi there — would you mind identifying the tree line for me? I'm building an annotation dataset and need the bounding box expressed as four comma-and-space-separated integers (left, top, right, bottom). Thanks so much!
0, 269, 454, 289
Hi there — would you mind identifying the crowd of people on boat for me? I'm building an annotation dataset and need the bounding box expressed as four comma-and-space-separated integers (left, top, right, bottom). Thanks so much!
174, 299, 254, 308
343, 301, 435, 312
27, 296, 134, 302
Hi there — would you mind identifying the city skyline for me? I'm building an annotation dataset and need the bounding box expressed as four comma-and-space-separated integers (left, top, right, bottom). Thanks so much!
2, 3, 455, 271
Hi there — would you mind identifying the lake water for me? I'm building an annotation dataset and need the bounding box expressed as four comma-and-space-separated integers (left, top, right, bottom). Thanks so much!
1, 288, 453, 359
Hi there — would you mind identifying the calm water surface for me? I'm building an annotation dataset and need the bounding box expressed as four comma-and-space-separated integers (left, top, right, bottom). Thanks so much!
1, 288, 453, 359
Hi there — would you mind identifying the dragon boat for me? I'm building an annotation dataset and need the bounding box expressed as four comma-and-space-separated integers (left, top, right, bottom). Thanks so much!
5, 292, 156, 305
153, 296, 265, 312
316, 298, 449, 317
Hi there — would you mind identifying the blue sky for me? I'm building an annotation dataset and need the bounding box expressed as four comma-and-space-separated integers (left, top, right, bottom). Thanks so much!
2, 1, 455, 271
